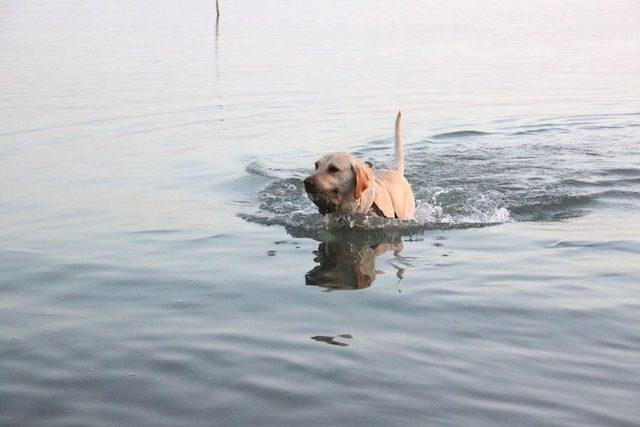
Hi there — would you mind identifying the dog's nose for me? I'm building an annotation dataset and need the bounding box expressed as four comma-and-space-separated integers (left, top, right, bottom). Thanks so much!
303, 176, 315, 191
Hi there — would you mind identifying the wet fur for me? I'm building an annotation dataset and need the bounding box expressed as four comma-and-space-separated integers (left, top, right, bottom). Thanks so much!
304, 112, 415, 219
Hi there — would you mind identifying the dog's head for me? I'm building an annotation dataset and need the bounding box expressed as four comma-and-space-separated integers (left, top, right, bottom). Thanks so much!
303, 152, 373, 215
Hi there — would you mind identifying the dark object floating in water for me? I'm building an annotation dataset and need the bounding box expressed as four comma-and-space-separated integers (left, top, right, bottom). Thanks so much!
311, 334, 353, 347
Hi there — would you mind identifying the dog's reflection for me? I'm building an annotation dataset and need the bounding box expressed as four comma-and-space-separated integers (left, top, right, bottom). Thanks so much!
305, 241, 404, 290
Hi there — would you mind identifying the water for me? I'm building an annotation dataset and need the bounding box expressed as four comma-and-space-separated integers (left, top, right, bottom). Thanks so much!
2, 0, 640, 425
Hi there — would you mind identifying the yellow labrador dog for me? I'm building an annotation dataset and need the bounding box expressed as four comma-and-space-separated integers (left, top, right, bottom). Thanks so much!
304, 112, 415, 219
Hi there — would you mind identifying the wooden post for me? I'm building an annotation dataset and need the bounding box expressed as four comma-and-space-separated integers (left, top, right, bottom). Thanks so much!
216, 0, 220, 18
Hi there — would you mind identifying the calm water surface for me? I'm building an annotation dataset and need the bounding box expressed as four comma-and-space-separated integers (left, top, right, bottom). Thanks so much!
2, 0, 640, 425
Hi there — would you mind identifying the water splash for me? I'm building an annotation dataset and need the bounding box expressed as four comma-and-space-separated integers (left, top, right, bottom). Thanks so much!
238, 162, 512, 240
239, 117, 640, 239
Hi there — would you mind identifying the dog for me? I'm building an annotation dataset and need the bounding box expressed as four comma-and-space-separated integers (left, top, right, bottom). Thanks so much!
304, 112, 415, 219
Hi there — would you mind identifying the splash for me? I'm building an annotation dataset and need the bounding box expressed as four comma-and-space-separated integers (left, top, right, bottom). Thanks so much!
239, 116, 640, 238
238, 161, 512, 239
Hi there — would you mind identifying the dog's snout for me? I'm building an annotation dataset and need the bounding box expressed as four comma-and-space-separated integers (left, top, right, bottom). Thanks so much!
304, 176, 315, 191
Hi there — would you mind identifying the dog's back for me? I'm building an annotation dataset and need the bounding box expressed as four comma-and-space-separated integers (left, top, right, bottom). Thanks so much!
374, 169, 415, 219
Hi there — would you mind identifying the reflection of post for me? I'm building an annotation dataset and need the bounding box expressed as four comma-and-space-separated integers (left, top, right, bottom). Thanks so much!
214, 6, 220, 80
215, 13, 219, 44
216, 0, 220, 18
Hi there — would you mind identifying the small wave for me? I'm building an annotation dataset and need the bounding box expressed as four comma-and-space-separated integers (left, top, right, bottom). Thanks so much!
131, 229, 183, 235
507, 190, 640, 221
509, 193, 594, 218
245, 160, 277, 178
431, 130, 491, 140
549, 240, 640, 254
560, 177, 640, 188
593, 168, 640, 177
512, 127, 569, 136
245, 159, 309, 180
579, 125, 626, 130
598, 190, 640, 200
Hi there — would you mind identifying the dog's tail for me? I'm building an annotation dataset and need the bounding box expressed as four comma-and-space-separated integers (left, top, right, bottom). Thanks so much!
394, 110, 404, 175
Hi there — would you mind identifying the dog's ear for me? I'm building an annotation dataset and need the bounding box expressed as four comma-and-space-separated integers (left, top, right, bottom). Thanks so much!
351, 161, 372, 199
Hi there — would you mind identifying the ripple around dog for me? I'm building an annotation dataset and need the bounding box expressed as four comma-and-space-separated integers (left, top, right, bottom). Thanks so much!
240, 120, 639, 237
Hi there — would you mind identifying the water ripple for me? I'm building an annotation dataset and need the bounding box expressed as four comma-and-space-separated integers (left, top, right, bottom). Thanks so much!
240, 119, 639, 236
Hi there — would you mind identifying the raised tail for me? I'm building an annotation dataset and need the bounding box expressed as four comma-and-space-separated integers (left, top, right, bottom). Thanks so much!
394, 110, 404, 175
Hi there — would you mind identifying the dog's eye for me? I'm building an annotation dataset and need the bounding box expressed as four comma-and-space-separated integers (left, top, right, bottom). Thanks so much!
328, 165, 340, 173
314, 162, 319, 170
